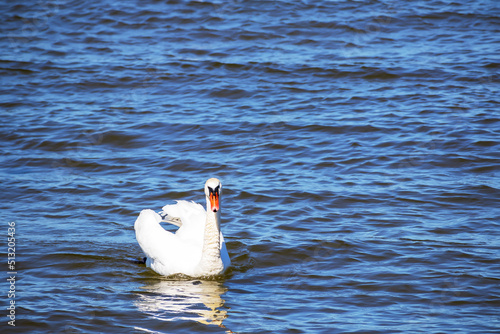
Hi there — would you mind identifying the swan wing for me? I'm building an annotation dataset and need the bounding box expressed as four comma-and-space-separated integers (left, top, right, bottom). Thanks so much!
161, 200, 206, 243
134, 209, 179, 264
135, 209, 202, 275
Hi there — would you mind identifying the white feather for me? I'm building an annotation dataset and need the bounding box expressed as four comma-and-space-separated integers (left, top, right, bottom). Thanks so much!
134, 180, 231, 277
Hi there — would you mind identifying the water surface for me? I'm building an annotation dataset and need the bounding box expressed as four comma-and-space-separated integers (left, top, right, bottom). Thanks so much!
1, 0, 499, 333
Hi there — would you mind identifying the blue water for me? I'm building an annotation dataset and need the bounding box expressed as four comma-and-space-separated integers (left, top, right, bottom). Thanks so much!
1, 0, 500, 333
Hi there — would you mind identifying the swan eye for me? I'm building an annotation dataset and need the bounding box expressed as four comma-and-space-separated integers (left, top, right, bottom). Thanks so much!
207, 185, 220, 195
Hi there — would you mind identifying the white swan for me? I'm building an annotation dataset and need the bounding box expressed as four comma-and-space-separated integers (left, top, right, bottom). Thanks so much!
134, 178, 230, 277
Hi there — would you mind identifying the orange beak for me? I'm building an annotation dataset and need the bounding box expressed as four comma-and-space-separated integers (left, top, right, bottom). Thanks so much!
209, 191, 219, 213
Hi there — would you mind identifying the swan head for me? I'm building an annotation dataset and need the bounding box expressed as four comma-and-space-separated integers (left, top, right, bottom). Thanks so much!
204, 178, 221, 213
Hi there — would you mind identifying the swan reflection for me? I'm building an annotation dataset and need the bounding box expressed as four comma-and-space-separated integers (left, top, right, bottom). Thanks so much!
135, 279, 229, 327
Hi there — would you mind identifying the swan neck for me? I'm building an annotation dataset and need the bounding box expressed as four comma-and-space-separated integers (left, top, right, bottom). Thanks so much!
199, 208, 223, 275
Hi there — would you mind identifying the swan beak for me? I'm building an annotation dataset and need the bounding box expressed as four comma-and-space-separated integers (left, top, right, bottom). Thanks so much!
209, 189, 219, 213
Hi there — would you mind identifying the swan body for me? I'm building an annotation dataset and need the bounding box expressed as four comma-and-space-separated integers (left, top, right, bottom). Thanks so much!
134, 178, 230, 277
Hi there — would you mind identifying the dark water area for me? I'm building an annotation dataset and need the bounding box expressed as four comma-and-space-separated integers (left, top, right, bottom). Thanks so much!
1, 0, 500, 333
